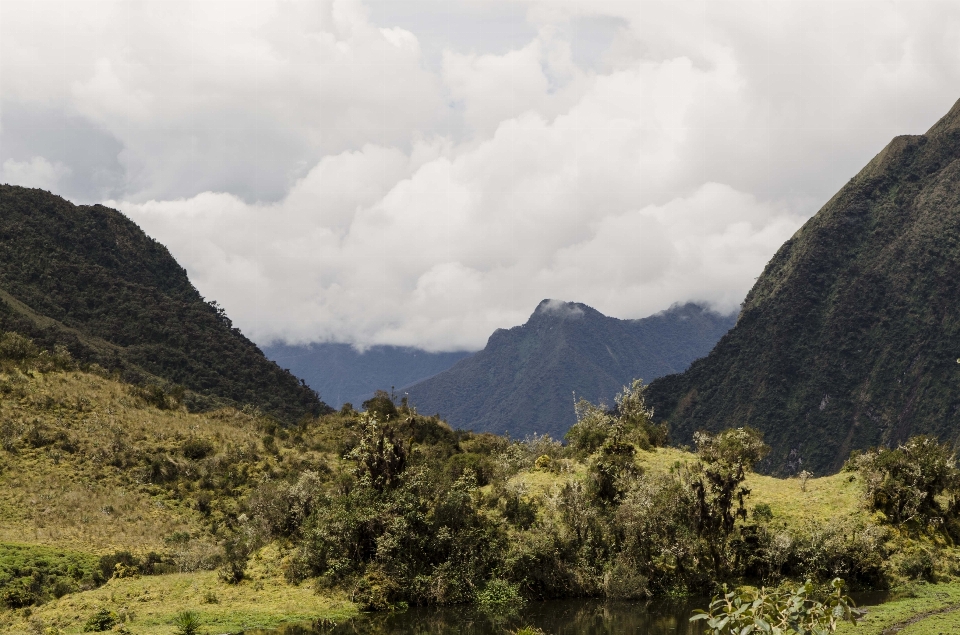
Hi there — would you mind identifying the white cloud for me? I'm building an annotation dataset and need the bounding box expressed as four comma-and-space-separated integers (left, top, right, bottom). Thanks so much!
1, 156, 72, 191
2, 0, 445, 202
4, 0, 960, 350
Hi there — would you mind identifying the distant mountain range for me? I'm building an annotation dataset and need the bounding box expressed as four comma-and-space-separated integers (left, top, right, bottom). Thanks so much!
403, 301, 736, 440
262, 342, 471, 409
0, 185, 327, 422
647, 97, 960, 474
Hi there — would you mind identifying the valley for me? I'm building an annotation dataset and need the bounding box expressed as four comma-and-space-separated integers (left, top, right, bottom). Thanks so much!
3, 98, 960, 635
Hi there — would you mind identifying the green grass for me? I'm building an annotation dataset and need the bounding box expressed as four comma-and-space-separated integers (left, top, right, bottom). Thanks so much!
2, 545, 357, 634
835, 583, 960, 634
0, 367, 355, 633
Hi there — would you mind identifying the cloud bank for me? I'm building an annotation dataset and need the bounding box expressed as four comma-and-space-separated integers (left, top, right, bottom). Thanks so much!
3, 0, 960, 350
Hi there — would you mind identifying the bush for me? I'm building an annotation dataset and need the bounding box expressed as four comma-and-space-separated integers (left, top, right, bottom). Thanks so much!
587, 437, 638, 506
604, 556, 649, 599
181, 437, 214, 460
566, 399, 614, 454
81, 608, 118, 632
848, 436, 960, 531
172, 610, 202, 635
0, 544, 101, 609
476, 578, 524, 612
0, 332, 37, 361
753, 503, 774, 522
566, 380, 666, 454
362, 390, 399, 421
347, 415, 409, 492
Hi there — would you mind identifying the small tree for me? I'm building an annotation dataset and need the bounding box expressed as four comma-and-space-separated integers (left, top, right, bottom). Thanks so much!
615, 379, 668, 448
347, 414, 409, 492
566, 379, 666, 454
688, 427, 769, 575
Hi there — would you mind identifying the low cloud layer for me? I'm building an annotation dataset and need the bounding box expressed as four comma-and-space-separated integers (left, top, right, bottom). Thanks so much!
4, 1, 960, 350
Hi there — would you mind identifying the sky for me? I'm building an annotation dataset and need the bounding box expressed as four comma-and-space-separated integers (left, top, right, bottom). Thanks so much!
1, 0, 959, 351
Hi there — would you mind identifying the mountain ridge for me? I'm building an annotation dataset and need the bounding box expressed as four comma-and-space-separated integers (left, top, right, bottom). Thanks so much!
406, 300, 736, 440
0, 185, 328, 422
646, 97, 960, 474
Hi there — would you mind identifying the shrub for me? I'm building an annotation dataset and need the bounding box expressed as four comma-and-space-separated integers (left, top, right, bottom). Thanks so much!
0, 332, 37, 361
753, 503, 774, 522
446, 452, 496, 486
848, 436, 960, 530
172, 610, 202, 635
587, 437, 638, 506
476, 578, 524, 612
503, 491, 537, 529
81, 608, 118, 632
181, 437, 214, 460
604, 556, 649, 599
0, 544, 101, 609
362, 390, 399, 421
217, 535, 250, 584
567, 380, 666, 455
566, 399, 614, 454
347, 414, 409, 492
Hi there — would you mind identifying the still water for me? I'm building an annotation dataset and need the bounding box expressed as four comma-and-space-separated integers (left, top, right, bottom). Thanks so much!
247, 597, 711, 635
248, 591, 894, 635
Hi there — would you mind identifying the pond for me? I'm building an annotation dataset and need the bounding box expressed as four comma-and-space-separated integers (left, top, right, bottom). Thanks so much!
246, 591, 895, 635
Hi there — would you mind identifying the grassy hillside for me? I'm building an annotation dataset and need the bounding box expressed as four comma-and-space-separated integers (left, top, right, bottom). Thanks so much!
0, 340, 354, 633
647, 98, 960, 474
406, 301, 735, 440
0, 185, 328, 423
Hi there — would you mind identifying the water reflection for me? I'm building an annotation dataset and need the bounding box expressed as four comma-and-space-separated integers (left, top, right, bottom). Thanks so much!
246, 590, 894, 635
246, 597, 708, 635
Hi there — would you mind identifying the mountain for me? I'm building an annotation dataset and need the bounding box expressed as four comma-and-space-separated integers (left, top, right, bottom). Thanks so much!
262, 342, 472, 409
646, 98, 960, 474
0, 185, 328, 422
404, 300, 736, 440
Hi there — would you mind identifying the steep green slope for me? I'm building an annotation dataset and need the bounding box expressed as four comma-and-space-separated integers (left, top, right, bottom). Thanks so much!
0, 185, 328, 421
647, 98, 960, 474
406, 301, 736, 440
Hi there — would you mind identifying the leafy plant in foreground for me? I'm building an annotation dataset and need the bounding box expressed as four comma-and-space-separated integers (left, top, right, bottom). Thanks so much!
691, 578, 861, 635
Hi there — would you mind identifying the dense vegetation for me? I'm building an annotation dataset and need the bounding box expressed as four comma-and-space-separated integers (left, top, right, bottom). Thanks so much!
407, 300, 735, 440
0, 185, 328, 423
5, 333, 960, 633
646, 98, 960, 474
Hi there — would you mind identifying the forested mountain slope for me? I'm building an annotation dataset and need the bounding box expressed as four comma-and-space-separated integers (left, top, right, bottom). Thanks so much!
0, 185, 327, 421
406, 301, 735, 440
647, 98, 960, 474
